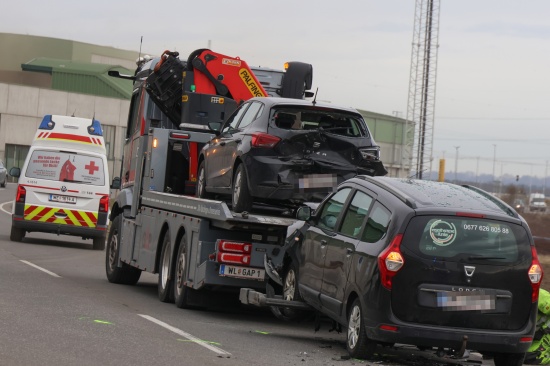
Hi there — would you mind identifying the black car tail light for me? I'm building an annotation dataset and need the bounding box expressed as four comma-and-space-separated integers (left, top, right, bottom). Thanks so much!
378, 234, 405, 290
216, 239, 251, 266
251, 133, 281, 148
528, 246, 544, 302
16, 185, 26, 203
99, 195, 110, 213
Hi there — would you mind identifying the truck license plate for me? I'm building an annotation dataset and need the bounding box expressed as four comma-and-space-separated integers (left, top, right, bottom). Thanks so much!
49, 194, 77, 204
219, 265, 265, 281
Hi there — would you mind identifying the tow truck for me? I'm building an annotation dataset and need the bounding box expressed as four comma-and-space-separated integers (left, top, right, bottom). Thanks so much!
106, 49, 314, 307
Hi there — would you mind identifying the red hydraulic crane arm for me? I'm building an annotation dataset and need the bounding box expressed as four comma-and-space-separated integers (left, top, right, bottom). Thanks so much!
189, 49, 267, 103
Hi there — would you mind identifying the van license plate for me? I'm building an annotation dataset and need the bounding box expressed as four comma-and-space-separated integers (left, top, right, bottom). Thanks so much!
49, 194, 77, 204
219, 265, 265, 281
437, 291, 495, 311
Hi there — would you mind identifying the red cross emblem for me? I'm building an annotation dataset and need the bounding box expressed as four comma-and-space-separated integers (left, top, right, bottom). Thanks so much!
85, 161, 100, 175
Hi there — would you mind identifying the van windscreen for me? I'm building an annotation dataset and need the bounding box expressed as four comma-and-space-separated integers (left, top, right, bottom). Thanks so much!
402, 216, 531, 264
25, 150, 105, 186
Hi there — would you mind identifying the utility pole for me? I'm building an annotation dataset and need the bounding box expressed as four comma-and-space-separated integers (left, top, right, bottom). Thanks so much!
454, 146, 460, 183
492, 144, 497, 193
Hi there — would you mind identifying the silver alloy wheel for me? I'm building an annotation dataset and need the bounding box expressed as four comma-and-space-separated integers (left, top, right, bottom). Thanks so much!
283, 269, 296, 301
161, 245, 170, 289
108, 230, 118, 272
233, 170, 243, 204
176, 250, 186, 296
348, 304, 361, 350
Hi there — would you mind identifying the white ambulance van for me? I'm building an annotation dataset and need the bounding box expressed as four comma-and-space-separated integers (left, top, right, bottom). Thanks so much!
10, 115, 110, 250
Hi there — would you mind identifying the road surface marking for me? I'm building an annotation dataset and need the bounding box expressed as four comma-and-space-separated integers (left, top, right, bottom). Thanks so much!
0, 200, 12, 215
138, 314, 231, 357
20, 260, 62, 278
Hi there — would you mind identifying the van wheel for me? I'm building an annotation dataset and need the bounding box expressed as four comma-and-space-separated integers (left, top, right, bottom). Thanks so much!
347, 298, 376, 359
196, 161, 213, 199
10, 226, 25, 242
93, 236, 105, 251
158, 233, 174, 303
174, 235, 194, 309
232, 164, 253, 213
106, 215, 141, 285
493, 352, 525, 366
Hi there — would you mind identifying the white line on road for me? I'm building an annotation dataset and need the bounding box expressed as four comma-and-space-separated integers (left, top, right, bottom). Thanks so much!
138, 314, 231, 357
0, 200, 13, 215
20, 260, 62, 278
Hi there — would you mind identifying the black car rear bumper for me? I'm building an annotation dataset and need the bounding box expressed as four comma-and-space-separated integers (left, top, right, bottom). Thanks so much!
364, 304, 537, 354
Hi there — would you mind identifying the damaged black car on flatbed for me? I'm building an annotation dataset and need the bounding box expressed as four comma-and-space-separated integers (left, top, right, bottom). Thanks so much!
197, 97, 387, 212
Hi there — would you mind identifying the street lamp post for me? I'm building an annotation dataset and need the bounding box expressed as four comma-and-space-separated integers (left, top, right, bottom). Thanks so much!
492, 144, 497, 193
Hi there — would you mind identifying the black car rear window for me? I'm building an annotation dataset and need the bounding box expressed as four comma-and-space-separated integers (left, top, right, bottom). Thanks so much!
271, 108, 369, 138
402, 216, 531, 264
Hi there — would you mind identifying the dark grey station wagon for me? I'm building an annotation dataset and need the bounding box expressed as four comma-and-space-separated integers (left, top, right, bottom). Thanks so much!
283, 176, 543, 366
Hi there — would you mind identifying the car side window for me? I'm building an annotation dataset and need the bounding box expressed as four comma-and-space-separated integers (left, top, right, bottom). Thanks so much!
238, 102, 263, 129
361, 202, 391, 243
340, 191, 373, 238
317, 188, 352, 231
222, 102, 250, 134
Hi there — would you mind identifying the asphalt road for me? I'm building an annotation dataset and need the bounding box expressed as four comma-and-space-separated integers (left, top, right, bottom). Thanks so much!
0, 183, 501, 366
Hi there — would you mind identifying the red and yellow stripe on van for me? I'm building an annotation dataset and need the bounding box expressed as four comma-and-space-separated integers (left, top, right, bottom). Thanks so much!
24, 205, 98, 227
35, 132, 104, 147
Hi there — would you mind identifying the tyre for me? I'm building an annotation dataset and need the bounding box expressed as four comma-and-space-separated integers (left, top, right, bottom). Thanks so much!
105, 215, 141, 285
493, 352, 525, 366
196, 161, 213, 199
92, 236, 105, 251
0, 178, 5, 187
10, 225, 25, 242
158, 232, 174, 303
347, 298, 376, 359
174, 234, 193, 308
232, 163, 253, 213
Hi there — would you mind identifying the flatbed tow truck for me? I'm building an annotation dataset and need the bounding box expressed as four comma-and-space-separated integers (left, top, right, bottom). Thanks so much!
106, 48, 314, 307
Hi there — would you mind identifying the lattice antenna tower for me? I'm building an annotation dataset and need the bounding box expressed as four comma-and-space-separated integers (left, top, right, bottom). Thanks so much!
403, 0, 441, 179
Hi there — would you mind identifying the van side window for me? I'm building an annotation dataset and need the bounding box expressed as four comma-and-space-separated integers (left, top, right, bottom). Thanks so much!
362, 202, 391, 243
340, 191, 373, 238
317, 188, 352, 231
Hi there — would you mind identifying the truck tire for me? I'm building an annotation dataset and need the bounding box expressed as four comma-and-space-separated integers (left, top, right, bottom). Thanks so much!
105, 215, 141, 285
92, 236, 105, 251
196, 161, 213, 199
10, 225, 25, 242
174, 235, 193, 308
232, 164, 253, 213
158, 233, 175, 303
347, 298, 376, 359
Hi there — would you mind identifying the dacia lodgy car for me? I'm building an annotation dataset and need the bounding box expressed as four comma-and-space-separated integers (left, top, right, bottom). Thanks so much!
288, 176, 542, 366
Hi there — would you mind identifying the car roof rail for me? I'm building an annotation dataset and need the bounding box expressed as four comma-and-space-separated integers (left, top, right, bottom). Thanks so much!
461, 184, 519, 218
356, 175, 417, 209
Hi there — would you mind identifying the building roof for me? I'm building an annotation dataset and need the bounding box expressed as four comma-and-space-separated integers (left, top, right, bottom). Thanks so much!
22, 57, 134, 99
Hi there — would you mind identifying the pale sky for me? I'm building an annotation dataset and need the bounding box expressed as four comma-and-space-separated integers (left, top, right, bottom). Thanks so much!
2, 0, 550, 178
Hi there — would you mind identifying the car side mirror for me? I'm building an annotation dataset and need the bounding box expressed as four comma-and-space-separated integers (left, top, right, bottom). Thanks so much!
296, 206, 312, 221
208, 122, 222, 134
9, 167, 20, 178
111, 177, 121, 190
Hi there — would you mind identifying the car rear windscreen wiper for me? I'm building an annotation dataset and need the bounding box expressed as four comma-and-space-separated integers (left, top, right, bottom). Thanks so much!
62, 179, 91, 184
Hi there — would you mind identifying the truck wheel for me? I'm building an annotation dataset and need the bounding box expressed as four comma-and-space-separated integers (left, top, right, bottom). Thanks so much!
196, 161, 213, 199
232, 164, 253, 213
92, 236, 105, 251
10, 225, 25, 242
106, 215, 141, 285
493, 352, 525, 366
174, 235, 193, 308
347, 298, 376, 359
158, 233, 175, 303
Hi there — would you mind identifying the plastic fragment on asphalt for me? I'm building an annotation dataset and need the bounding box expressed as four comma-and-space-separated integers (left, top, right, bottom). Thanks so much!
93, 320, 113, 325
177, 338, 221, 346
255, 330, 269, 335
